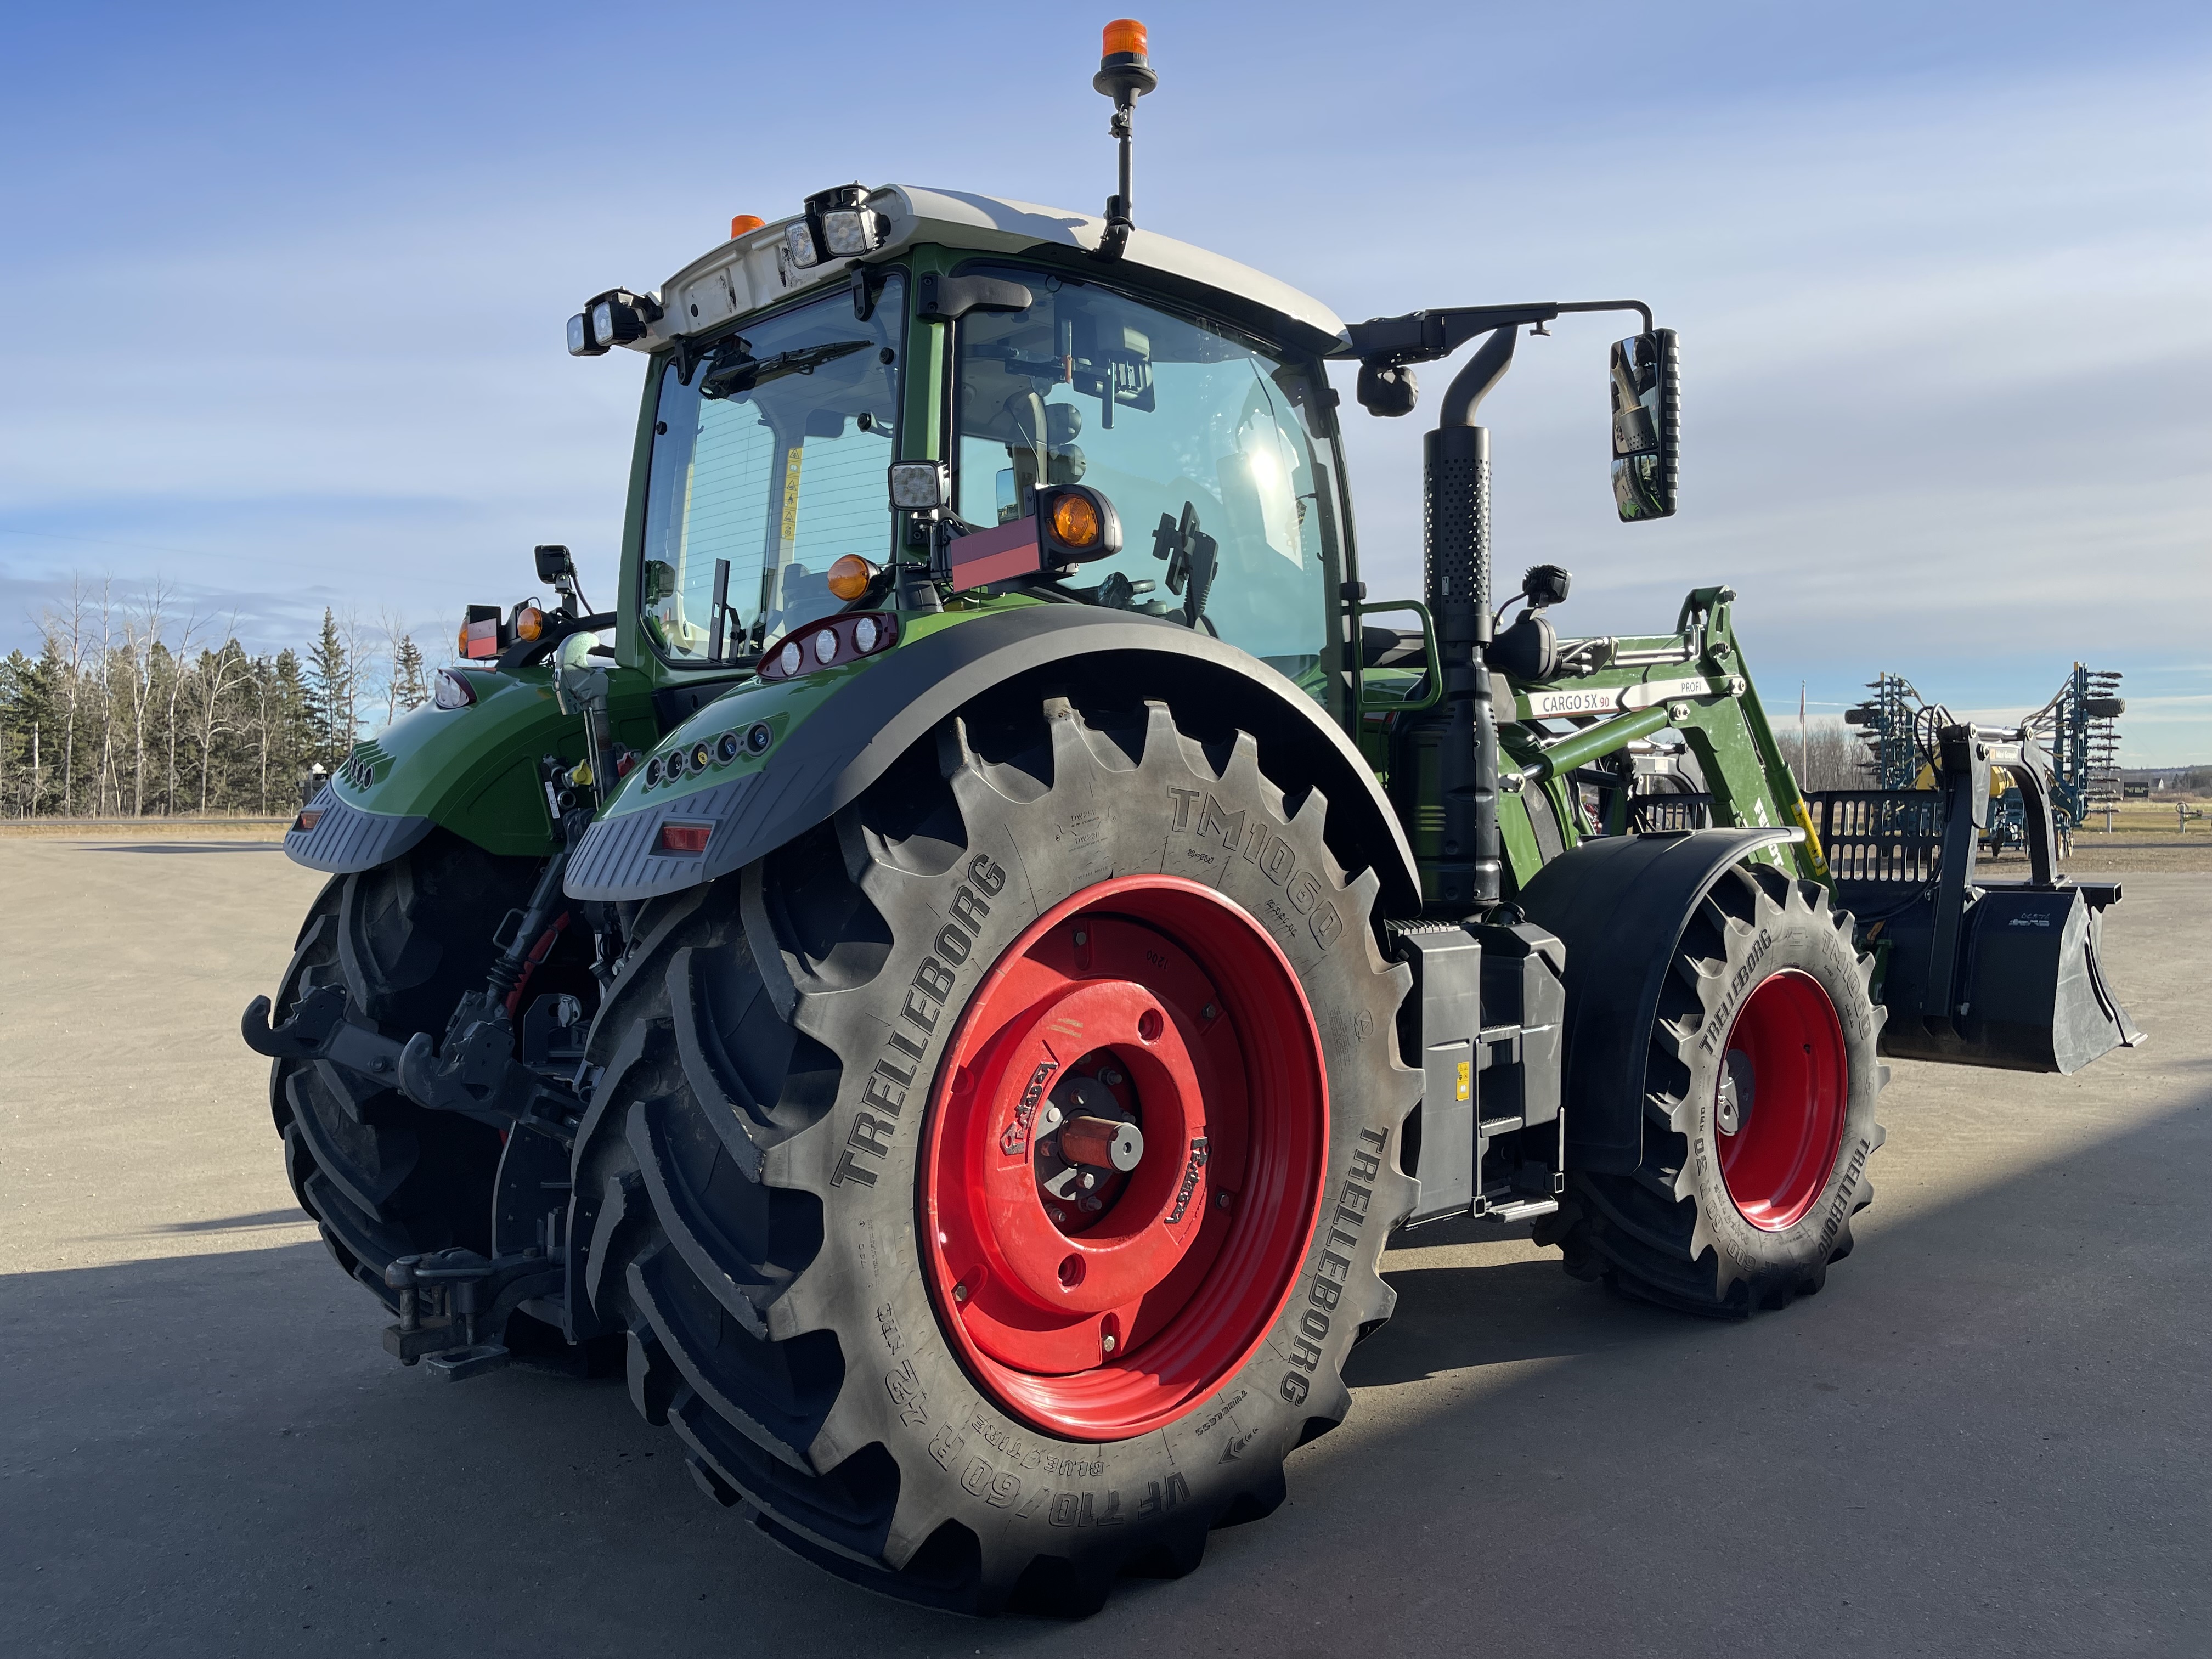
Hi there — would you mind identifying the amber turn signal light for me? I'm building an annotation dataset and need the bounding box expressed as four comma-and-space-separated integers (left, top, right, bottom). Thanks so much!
1051, 493, 1102, 550
514, 605, 545, 641
826, 554, 879, 601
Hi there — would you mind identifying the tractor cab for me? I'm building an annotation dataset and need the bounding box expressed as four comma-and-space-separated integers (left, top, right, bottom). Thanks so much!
575, 183, 1363, 726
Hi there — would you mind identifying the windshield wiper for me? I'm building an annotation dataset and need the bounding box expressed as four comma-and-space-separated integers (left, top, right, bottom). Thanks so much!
701, 337, 873, 400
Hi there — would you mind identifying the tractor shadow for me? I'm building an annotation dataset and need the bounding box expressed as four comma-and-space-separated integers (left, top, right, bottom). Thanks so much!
5, 1092, 2205, 1657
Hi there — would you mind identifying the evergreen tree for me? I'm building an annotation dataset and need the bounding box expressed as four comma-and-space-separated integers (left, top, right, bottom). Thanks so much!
391, 635, 430, 715
258, 650, 314, 815
304, 608, 355, 766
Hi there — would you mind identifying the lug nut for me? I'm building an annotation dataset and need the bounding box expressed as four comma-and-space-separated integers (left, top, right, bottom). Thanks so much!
1216, 1190, 1232, 1210
952, 1280, 969, 1303
1102, 1332, 1118, 1355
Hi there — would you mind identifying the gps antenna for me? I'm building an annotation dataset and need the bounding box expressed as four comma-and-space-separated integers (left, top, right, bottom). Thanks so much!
1093, 19, 1157, 261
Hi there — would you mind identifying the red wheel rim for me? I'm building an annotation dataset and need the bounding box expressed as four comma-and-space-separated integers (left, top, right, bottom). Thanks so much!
1714, 968, 1848, 1231
921, 875, 1328, 1440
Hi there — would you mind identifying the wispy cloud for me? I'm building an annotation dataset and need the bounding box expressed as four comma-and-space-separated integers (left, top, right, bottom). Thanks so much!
3, 2, 2207, 758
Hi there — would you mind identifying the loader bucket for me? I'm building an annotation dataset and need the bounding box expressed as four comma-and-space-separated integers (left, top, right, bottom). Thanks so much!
1876, 882, 2143, 1073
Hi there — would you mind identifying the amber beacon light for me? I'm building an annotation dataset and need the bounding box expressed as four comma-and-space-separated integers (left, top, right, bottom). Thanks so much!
1093, 20, 1157, 261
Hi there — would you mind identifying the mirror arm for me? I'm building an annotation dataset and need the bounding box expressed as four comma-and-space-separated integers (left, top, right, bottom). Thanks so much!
1555, 298, 1655, 334
1341, 298, 1652, 365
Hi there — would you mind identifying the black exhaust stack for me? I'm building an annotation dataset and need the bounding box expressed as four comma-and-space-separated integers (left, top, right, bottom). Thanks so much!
1427, 326, 1520, 915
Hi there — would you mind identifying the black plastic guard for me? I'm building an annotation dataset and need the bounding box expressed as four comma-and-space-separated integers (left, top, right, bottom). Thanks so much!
1514, 828, 1801, 1175
1877, 882, 2143, 1073
565, 606, 1420, 910
285, 787, 435, 874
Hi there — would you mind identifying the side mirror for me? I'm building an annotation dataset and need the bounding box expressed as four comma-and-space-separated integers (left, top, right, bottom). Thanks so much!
1610, 329, 1679, 522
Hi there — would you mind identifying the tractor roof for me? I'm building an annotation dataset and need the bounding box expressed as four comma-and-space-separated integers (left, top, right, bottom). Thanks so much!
642, 184, 1348, 360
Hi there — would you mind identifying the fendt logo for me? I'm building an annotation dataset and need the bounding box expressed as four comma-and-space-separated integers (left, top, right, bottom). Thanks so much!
1165, 1136, 1211, 1223
1000, 1061, 1059, 1157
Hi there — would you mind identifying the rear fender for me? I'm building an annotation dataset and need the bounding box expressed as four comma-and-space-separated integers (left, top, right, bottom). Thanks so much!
1513, 827, 1804, 1175
286, 664, 659, 873
565, 606, 1420, 910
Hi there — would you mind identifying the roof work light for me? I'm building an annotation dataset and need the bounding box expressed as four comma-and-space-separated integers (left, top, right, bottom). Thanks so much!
786, 184, 887, 270
567, 289, 661, 356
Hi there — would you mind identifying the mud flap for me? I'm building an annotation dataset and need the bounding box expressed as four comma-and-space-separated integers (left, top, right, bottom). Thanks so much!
1878, 883, 2143, 1073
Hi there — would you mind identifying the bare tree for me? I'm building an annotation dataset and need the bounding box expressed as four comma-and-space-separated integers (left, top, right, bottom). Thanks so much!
340, 605, 376, 749
161, 607, 204, 815
120, 578, 173, 817
92, 578, 119, 816
376, 608, 421, 729
1798, 719, 1872, 793
187, 630, 253, 814
40, 581, 93, 816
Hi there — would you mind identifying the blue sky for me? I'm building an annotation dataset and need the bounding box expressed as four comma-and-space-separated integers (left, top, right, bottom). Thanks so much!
4, 1, 2208, 761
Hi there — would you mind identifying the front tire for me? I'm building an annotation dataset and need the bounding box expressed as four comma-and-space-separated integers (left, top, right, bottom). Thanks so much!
572, 693, 1419, 1613
1539, 862, 1886, 1315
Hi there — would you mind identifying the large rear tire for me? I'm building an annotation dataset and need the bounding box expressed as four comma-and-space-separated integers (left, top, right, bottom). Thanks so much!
1537, 862, 1886, 1315
270, 831, 565, 1303
571, 693, 1419, 1613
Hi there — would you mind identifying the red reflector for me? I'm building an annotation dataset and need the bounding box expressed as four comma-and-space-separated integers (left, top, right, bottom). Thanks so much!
295, 810, 323, 831
657, 821, 712, 855
463, 620, 500, 661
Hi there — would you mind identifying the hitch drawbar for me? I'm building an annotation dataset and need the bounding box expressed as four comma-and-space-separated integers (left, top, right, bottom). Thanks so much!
382, 1249, 562, 1380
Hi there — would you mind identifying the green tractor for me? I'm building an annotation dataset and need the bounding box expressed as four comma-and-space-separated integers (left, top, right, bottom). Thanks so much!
242, 21, 2141, 1615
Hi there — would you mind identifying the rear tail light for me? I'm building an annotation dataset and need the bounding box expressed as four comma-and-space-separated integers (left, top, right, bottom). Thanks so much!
294, 809, 323, 832
758, 611, 899, 681
656, 822, 713, 856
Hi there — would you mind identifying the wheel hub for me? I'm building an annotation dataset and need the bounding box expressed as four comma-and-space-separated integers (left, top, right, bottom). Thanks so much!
1714, 968, 1847, 1231
922, 875, 1329, 1440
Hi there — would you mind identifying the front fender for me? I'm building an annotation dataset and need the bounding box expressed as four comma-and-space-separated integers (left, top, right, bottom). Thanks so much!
285, 664, 658, 873
565, 605, 1420, 910
1515, 827, 1804, 1174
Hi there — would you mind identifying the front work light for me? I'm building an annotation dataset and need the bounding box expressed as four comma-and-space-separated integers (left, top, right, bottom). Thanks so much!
569, 289, 659, 356
785, 221, 821, 269
888, 460, 950, 510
